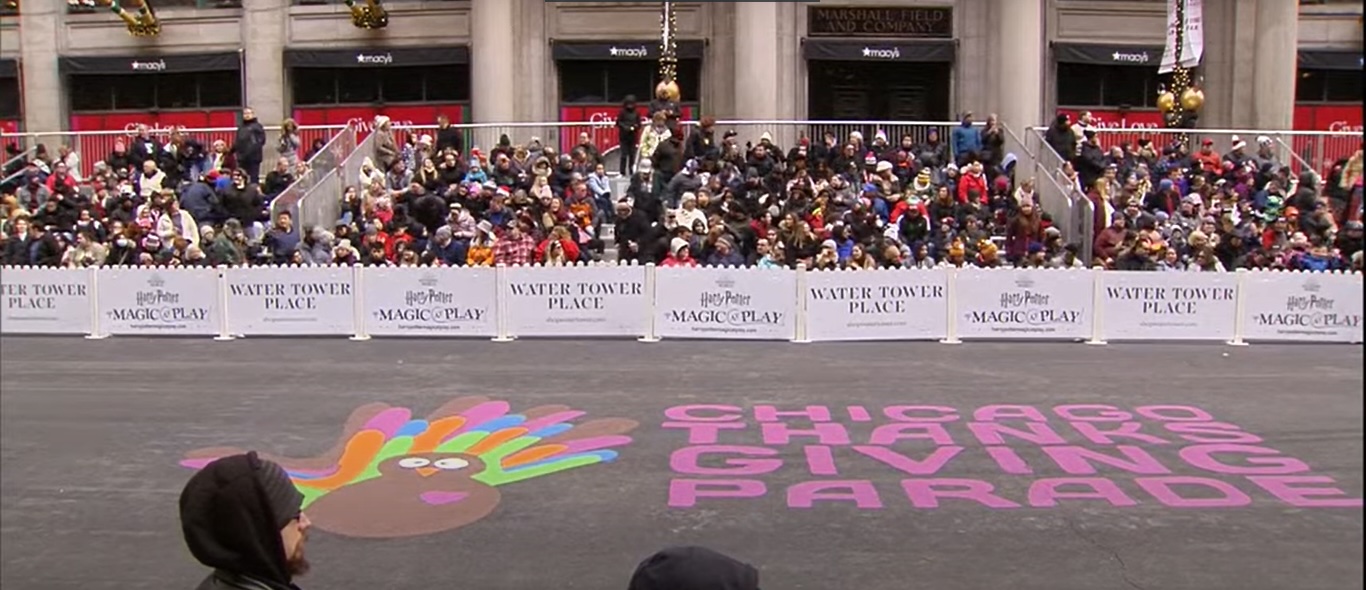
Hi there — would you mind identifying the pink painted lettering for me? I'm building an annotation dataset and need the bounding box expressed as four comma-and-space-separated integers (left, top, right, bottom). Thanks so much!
669, 445, 782, 476
853, 445, 962, 475
803, 445, 839, 476
1177, 444, 1310, 475
1246, 476, 1364, 508
668, 479, 766, 508
868, 422, 956, 446
787, 480, 883, 509
1053, 404, 1133, 422
883, 405, 960, 422
1136, 476, 1253, 508
663, 405, 744, 422
1043, 445, 1171, 475
1027, 478, 1138, 507
901, 478, 1021, 509
760, 422, 851, 445
1135, 405, 1215, 422
985, 446, 1033, 474
662, 421, 747, 444
846, 406, 872, 421
1164, 422, 1264, 444
967, 422, 1067, 445
972, 405, 1049, 422
1069, 421, 1169, 445
754, 405, 832, 422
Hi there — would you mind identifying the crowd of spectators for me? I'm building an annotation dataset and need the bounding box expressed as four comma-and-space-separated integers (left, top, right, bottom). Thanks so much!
1045, 111, 1364, 272
2, 101, 1361, 273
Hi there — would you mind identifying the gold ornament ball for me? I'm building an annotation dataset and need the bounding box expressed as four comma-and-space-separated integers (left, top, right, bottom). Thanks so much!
1180, 87, 1205, 112
1157, 90, 1176, 113
656, 80, 681, 102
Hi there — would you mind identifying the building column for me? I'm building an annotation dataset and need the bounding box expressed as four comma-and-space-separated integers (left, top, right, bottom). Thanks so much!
995, 0, 1044, 133
16, 0, 62, 132
1252, 0, 1298, 130
733, 1, 779, 121
242, 0, 287, 125
471, 0, 515, 149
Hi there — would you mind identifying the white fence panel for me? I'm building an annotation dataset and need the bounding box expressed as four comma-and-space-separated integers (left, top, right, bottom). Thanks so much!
1101, 271, 1238, 341
225, 266, 356, 336
805, 268, 948, 342
655, 266, 797, 341
503, 264, 648, 338
954, 268, 1094, 340
361, 267, 497, 337
97, 267, 220, 335
0, 267, 92, 335
1242, 271, 1364, 343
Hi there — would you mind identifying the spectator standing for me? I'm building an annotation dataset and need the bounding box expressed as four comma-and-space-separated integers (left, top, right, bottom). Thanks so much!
434, 113, 463, 157
128, 124, 163, 171
951, 112, 981, 166
278, 118, 301, 167
233, 108, 267, 184
373, 116, 399, 172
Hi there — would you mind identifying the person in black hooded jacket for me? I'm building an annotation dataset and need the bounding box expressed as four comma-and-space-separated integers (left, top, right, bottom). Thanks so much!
180, 452, 310, 590
627, 546, 760, 590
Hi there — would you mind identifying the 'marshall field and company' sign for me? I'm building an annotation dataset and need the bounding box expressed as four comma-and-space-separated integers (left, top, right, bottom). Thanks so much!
808, 7, 953, 39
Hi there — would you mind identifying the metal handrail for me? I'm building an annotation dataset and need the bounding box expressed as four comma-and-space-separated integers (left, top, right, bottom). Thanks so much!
1027, 125, 1361, 138
1, 145, 37, 186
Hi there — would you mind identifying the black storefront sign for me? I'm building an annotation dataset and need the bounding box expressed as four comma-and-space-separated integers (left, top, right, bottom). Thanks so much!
0, 58, 16, 79
1052, 43, 1163, 67
1297, 50, 1363, 71
802, 40, 955, 63
283, 46, 469, 68
58, 52, 241, 74
808, 6, 953, 39
551, 40, 705, 61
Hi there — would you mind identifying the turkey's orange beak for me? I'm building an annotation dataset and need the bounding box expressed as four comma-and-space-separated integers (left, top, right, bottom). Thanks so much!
416, 467, 438, 478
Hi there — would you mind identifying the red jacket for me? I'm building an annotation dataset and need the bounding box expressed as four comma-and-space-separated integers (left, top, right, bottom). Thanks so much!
957, 172, 988, 205
534, 237, 581, 263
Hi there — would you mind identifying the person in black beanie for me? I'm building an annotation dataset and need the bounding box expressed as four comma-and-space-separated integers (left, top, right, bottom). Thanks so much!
180, 452, 311, 590
628, 546, 760, 590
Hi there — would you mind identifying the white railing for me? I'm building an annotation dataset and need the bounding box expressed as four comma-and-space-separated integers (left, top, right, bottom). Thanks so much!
3, 125, 347, 179
2, 264, 1359, 345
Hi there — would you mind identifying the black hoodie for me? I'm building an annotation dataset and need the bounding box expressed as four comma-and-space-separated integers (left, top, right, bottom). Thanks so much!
180, 454, 301, 590
627, 546, 760, 590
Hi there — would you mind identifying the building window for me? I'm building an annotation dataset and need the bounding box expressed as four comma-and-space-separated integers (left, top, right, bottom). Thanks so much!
1296, 69, 1363, 103
0, 78, 19, 119
290, 65, 470, 106
1056, 63, 1164, 109
68, 72, 242, 112
558, 59, 701, 104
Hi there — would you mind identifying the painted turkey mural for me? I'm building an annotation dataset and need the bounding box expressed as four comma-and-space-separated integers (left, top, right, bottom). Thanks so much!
180, 397, 639, 538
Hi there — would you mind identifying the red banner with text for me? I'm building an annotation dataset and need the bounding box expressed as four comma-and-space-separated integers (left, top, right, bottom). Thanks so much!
291, 104, 466, 146
65, 110, 243, 178
1056, 108, 1164, 151
558, 104, 697, 161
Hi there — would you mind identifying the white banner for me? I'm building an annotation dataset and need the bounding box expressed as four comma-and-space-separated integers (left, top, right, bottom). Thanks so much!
954, 269, 1093, 340
98, 267, 219, 335
804, 268, 947, 341
1242, 272, 1364, 343
1159, 0, 1180, 74
362, 266, 496, 337
1101, 271, 1236, 340
504, 264, 647, 337
1180, 0, 1204, 68
0, 267, 92, 334
655, 267, 796, 340
225, 266, 355, 335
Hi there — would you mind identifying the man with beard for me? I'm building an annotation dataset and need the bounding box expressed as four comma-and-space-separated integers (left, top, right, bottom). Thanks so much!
180, 451, 311, 590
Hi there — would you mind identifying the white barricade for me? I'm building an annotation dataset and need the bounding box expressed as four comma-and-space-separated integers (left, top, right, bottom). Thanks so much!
804, 268, 948, 342
654, 266, 797, 341
0, 267, 92, 335
953, 268, 1094, 340
1100, 271, 1238, 341
97, 267, 220, 336
503, 263, 648, 338
2, 264, 1362, 344
1242, 271, 1364, 343
224, 266, 356, 336
360, 266, 497, 337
